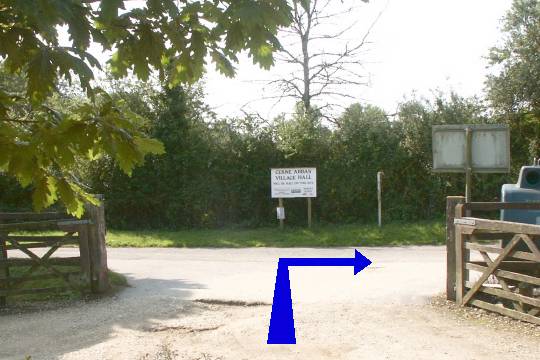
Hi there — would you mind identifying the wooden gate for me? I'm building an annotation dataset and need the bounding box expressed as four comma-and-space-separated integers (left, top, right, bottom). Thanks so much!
0, 200, 109, 306
453, 214, 540, 325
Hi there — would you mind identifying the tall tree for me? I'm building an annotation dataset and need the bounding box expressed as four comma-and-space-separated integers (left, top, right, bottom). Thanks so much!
486, 0, 540, 163
267, 0, 375, 122
0, 0, 299, 215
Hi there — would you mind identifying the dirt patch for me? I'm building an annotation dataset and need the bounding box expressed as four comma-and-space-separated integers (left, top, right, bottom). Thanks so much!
3, 248, 539, 360
429, 294, 539, 338
193, 299, 270, 307
140, 342, 225, 360
144, 324, 221, 333
134, 302, 540, 360
138, 342, 178, 360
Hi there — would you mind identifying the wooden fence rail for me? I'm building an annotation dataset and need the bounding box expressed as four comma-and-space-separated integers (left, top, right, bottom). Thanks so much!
0, 197, 109, 307
452, 215, 540, 325
446, 199, 540, 300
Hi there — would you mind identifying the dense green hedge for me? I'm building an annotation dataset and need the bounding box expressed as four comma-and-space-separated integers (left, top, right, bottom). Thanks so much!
0, 84, 526, 229
100, 88, 530, 229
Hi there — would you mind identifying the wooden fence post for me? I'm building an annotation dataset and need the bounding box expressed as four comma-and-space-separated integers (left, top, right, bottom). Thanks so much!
455, 223, 466, 305
78, 223, 92, 291
85, 195, 109, 293
307, 198, 312, 228
278, 198, 284, 230
0, 231, 8, 307
377, 171, 384, 227
446, 196, 465, 300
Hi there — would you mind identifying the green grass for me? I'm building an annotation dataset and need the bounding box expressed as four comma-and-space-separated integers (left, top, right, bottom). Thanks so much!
3, 222, 443, 305
108, 269, 128, 287
105, 221, 445, 248
4, 267, 128, 304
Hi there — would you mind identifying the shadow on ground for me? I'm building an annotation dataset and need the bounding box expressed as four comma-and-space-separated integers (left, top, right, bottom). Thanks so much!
0, 275, 206, 360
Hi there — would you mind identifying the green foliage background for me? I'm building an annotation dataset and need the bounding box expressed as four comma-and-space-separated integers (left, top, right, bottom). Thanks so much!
81, 86, 534, 229
0, 81, 519, 229
2, 0, 539, 229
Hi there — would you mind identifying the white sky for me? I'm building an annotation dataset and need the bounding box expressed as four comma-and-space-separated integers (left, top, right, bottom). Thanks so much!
71, 0, 513, 119
204, 0, 513, 119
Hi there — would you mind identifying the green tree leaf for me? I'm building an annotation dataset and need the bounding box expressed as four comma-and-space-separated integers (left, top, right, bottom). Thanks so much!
32, 176, 58, 211
134, 136, 166, 155
0, 0, 297, 214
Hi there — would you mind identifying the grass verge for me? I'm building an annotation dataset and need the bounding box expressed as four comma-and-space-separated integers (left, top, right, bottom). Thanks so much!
3, 267, 128, 305
106, 221, 445, 248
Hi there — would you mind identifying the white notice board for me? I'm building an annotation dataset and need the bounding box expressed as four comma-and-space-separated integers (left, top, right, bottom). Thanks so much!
432, 125, 510, 173
271, 168, 317, 198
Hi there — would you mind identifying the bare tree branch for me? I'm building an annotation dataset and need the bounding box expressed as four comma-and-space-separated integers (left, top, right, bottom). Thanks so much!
264, 0, 383, 120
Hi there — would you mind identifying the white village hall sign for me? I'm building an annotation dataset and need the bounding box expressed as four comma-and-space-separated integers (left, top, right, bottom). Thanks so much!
271, 168, 317, 198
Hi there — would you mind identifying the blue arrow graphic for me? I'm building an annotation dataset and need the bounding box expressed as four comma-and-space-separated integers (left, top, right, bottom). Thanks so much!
267, 249, 372, 345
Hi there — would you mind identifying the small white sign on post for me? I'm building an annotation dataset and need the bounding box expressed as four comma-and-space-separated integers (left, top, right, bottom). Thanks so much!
271, 168, 317, 198
276, 207, 285, 220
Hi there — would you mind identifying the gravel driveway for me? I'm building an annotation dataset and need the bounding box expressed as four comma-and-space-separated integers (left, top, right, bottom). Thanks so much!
0, 246, 538, 359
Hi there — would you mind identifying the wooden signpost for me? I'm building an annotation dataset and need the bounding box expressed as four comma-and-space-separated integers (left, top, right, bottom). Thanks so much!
271, 168, 317, 228
278, 198, 285, 229
307, 198, 312, 228
377, 171, 384, 227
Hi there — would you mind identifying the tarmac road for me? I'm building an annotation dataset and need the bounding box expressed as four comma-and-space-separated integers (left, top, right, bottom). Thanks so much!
0, 246, 538, 360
